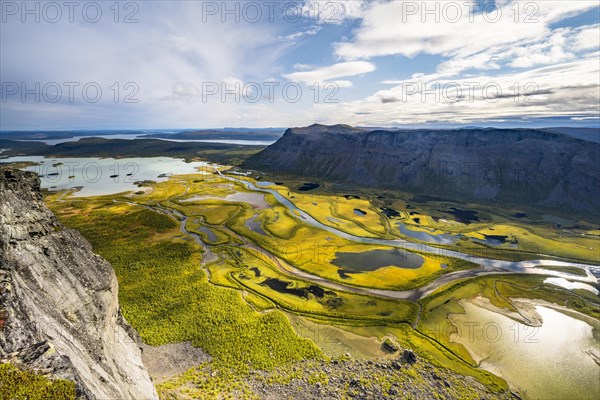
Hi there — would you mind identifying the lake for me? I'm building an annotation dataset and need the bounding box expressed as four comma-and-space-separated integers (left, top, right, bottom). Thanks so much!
11, 135, 274, 146
0, 156, 209, 197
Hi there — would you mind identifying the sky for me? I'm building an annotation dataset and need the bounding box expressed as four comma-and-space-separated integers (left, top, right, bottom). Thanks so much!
1, 0, 599, 130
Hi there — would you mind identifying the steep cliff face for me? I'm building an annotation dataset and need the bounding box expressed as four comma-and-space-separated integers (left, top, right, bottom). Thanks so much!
0, 169, 158, 399
242, 125, 600, 214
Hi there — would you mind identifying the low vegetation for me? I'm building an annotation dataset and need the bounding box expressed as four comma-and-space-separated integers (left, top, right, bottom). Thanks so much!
49, 200, 321, 372
0, 363, 77, 400
40, 168, 599, 399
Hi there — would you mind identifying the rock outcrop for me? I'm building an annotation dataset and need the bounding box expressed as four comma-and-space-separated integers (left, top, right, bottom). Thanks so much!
242, 124, 600, 215
0, 168, 158, 399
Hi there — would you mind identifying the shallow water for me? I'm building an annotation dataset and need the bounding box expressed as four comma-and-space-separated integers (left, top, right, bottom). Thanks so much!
198, 225, 218, 242
222, 172, 599, 280
182, 192, 268, 209
332, 248, 424, 272
543, 277, 599, 295
397, 222, 459, 244
450, 301, 600, 400
256, 181, 275, 187
1, 156, 209, 197
246, 214, 267, 235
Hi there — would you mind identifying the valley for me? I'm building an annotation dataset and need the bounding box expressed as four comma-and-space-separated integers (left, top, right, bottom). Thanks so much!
3, 2, 599, 398
5, 151, 597, 399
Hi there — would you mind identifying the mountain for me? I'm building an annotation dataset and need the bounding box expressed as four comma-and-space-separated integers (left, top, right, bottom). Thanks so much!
1, 137, 265, 165
242, 124, 600, 215
0, 169, 158, 399
542, 127, 600, 143
140, 128, 284, 142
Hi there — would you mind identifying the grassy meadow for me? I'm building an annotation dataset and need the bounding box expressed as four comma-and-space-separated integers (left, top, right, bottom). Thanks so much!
40, 168, 599, 399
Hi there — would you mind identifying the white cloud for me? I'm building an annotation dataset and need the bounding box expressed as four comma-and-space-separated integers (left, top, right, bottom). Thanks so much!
293, 63, 316, 71
309, 57, 600, 126
509, 28, 575, 68
1, 0, 597, 129
283, 61, 376, 85
222, 77, 254, 99
335, 1, 597, 61
300, 0, 370, 24
572, 24, 600, 51
172, 82, 200, 97
0, 1, 291, 128
280, 26, 321, 41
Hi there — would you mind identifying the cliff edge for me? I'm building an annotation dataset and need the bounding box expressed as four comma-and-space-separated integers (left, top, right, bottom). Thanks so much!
0, 168, 158, 399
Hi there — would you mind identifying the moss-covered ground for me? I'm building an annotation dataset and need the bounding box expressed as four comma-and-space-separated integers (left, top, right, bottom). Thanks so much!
40, 168, 599, 399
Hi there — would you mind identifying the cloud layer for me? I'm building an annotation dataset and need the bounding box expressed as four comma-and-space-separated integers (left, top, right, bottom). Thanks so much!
1, 0, 598, 129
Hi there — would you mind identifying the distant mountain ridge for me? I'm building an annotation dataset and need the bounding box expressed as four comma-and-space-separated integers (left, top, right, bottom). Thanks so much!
141, 129, 284, 142
0, 128, 285, 142
242, 124, 600, 215
541, 127, 600, 143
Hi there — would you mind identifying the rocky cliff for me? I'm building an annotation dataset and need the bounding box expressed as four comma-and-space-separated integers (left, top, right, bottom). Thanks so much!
242, 124, 600, 215
0, 168, 158, 399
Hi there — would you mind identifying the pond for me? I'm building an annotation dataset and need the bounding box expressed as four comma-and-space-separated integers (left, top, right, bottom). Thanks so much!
380, 207, 400, 218
181, 192, 269, 209
224, 173, 597, 283
442, 207, 480, 224
397, 222, 460, 245
471, 234, 514, 247
297, 182, 320, 191
246, 214, 267, 235
332, 248, 424, 277
197, 225, 218, 243
260, 278, 334, 299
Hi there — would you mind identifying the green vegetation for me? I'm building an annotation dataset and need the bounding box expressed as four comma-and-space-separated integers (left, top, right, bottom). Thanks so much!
227, 246, 418, 325
382, 338, 399, 352
41, 167, 599, 399
258, 173, 600, 265
157, 365, 257, 399
0, 363, 77, 400
50, 200, 321, 372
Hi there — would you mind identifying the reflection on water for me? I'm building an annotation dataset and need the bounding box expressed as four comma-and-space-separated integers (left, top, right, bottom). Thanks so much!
246, 214, 267, 235
198, 225, 218, 242
181, 192, 268, 209
224, 172, 598, 280
397, 222, 459, 244
332, 248, 424, 274
1, 156, 208, 197
543, 277, 599, 295
450, 301, 600, 400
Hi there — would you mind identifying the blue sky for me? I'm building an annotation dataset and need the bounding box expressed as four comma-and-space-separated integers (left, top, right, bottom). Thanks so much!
1, 0, 599, 130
